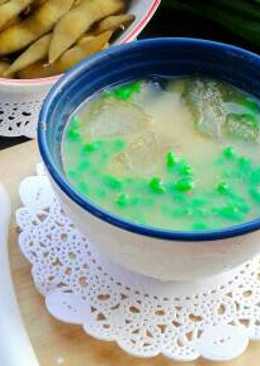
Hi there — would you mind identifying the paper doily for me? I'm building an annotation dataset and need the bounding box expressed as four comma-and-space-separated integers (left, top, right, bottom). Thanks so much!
16, 166, 260, 362
0, 95, 46, 138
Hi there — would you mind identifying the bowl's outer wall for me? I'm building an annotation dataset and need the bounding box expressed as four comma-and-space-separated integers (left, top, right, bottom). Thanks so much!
39, 38, 260, 280
50, 174, 260, 281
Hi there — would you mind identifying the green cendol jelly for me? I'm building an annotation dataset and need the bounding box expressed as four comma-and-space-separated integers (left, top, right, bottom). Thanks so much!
63, 78, 260, 231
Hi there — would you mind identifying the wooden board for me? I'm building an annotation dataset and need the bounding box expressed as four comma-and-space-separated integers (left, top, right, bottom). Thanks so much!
2, 140, 260, 366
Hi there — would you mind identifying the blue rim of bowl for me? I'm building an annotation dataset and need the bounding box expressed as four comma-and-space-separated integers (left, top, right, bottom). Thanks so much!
38, 37, 260, 242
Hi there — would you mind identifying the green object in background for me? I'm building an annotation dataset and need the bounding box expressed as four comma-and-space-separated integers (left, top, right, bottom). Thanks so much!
164, 0, 260, 47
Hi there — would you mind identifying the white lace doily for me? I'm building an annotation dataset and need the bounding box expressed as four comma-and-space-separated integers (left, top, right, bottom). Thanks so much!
0, 93, 47, 138
16, 165, 260, 362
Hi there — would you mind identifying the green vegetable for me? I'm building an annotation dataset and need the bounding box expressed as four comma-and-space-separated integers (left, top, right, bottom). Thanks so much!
164, 0, 260, 47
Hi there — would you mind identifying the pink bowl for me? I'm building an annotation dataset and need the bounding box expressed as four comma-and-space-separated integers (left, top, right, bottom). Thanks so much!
0, 0, 161, 87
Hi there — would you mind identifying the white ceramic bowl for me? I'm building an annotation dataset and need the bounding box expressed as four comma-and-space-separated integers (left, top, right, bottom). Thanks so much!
38, 38, 260, 282
0, 0, 160, 138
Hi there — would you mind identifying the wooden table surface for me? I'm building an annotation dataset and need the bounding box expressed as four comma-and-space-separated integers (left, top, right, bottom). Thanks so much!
2, 140, 260, 366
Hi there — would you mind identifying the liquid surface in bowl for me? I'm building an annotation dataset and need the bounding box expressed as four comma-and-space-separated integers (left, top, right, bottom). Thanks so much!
62, 77, 260, 231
